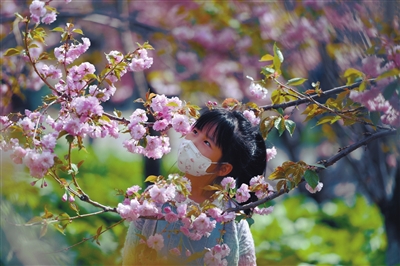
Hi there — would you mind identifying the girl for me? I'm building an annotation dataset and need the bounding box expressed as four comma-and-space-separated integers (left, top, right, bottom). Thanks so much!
122, 108, 266, 265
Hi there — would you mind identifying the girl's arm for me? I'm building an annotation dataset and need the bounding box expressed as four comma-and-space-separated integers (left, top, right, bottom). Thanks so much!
122, 219, 145, 266
237, 219, 257, 266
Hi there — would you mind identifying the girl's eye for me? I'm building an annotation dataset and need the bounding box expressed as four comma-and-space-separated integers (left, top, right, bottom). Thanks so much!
204, 140, 211, 147
192, 129, 198, 135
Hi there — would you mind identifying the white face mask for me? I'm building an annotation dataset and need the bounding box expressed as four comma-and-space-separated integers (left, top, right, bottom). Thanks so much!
177, 139, 218, 176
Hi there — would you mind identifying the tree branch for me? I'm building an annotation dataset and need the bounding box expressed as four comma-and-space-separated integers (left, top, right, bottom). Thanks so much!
226, 127, 397, 213
318, 128, 397, 170
260, 79, 376, 111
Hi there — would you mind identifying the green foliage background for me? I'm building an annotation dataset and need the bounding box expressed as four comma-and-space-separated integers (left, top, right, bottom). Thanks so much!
1, 142, 387, 265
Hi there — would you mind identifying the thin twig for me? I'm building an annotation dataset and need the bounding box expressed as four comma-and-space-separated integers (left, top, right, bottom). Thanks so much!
43, 218, 125, 253
260, 79, 375, 111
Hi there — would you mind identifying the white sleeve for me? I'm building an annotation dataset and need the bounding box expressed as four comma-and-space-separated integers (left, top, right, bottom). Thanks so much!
237, 219, 257, 266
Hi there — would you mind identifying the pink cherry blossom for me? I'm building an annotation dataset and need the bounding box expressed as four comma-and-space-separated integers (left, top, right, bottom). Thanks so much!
221, 177, 236, 190
71, 96, 103, 120
253, 206, 274, 216
129, 109, 148, 126
169, 247, 181, 256
305, 182, 324, 194
246, 76, 268, 100
204, 244, 230, 266
235, 183, 250, 203
243, 110, 260, 126
123, 139, 145, 155
149, 186, 168, 203
17, 117, 35, 136
126, 185, 141, 196
164, 211, 179, 223
117, 198, 141, 221
138, 199, 160, 217
29, 0, 46, 18
171, 114, 191, 134
41, 64, 62, 79
128, 49, 153, 72
129, 124, 146, 140
41, 132, 58, 151
147, 234, 164, 251
42, 12, 57, 24
176, 203, 188, 218
10, 146, 27, 164
106, 50, 124, 64
153, 119, 169, 131
185, 249, 192, 257
266, 146, 277, 161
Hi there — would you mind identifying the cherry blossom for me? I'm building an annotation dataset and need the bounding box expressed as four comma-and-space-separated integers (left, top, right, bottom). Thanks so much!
305, 182, 324, 194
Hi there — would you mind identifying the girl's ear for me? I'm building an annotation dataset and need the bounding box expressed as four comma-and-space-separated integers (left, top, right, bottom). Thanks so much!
217, 163, 233, 177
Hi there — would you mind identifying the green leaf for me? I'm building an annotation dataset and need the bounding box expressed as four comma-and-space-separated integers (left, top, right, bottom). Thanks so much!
26, 216, 43, 225
136, 41, 154, 50
284, 119, 296, 136
286, 78, 307, 86
359, 80, 367, 92
259, 53, 274, 62
72, 28, 84, 35
376, 68, 400, 80
304, 169, 319, 189
343, 68, 363, 78
52, 27, 64, 32
15, 12, 24, 20
4, 48, 21, 56
273, 43, 284, 63
270, 89, 283, 104
246, 217, 255, 227
316, 115, 337, 126
144, 175, 159, 183
276, 108, 284, 116
28, 43, 39, 49
260, 116, 277, 139
40, 223, 48, 238
382, 81, 399, 100
262, 67, 275, 75
70, 163, 79, 175
369, 111, 381, 125
274, 117, 285, 136
84, 73, 97, 81
273, 43, 283, 74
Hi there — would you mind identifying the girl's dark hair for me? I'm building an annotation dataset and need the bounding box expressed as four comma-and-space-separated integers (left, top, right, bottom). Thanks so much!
193, 108, 267, 214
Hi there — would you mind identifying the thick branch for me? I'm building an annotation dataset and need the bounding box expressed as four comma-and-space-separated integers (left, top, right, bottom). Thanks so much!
318, 128, 398, 170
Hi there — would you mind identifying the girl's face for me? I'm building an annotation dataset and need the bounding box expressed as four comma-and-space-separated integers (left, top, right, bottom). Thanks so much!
184, 125, 222, 172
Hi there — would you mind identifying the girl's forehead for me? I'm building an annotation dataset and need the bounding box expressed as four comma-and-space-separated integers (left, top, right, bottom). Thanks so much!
196, 123, 219, 142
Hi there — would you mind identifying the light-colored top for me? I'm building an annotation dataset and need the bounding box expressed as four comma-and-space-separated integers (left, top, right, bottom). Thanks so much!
122, 211, 256, 265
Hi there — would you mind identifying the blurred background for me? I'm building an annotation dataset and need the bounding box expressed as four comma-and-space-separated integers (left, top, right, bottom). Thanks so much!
1, 1, 398, 265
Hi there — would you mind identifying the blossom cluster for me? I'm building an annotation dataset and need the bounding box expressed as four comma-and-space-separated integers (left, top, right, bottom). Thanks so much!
348, 53, 400, 127
246, 76, 269, 100
116, 174, 275, 265
0, 111, 56, 180
204, 244, 231, 266
123, 94, 196, 159
29, 0, 66, 25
